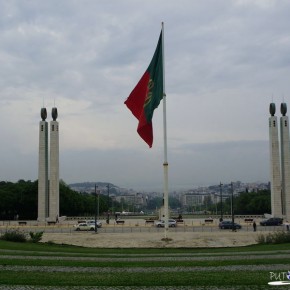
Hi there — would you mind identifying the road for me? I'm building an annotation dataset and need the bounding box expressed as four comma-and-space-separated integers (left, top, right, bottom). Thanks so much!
0, 220, 286, 234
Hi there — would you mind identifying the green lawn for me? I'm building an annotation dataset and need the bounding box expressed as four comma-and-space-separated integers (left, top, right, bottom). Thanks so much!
0, 240, 289, 288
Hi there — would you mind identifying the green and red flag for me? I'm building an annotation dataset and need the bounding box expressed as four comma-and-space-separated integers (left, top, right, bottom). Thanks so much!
124, 31, 164, 148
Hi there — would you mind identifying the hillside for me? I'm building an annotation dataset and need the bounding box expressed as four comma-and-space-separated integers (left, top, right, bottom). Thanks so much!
68, 182, 121, 195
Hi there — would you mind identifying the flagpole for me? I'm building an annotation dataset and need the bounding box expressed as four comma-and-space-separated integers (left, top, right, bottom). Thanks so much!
161, 22, 169, 239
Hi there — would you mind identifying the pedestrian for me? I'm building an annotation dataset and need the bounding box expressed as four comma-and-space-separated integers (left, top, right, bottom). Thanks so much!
286, 221, 289, 231
253, 221, 257, 232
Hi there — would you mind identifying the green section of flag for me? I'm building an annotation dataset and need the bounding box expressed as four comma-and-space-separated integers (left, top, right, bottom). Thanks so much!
144, 31, 164, 123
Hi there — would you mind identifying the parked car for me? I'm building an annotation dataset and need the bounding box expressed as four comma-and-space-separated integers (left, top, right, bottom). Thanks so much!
219, 220, 242, 230
86, 220, 102, 228
260, 217, 283, 226
155, 219, 177, 227
74, 223, 96, 231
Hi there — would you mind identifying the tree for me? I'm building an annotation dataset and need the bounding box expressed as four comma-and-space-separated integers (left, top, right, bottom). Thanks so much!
169, 197, 181, 209
147, 197, 163, 211
213, 190, 271, 215
0, 180, 114, 220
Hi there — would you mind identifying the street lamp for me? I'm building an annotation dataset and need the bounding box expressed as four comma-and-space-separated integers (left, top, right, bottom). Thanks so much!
97, 189, 100, 221
106, 184, 110, 224
215, 194, 218, 215
219, 182, 223, 221
231, 182, 235, 232
94, 184, 98, 233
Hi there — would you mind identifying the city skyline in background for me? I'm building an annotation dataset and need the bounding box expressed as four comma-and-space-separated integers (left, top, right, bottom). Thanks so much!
69, 180, 269, 194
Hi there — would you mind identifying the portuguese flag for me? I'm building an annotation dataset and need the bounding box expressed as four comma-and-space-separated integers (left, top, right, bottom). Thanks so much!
124, 31, 164, 148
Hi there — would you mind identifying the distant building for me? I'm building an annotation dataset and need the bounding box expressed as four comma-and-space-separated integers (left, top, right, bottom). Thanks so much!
182, 193, 204, 207
115, 192, 145, 210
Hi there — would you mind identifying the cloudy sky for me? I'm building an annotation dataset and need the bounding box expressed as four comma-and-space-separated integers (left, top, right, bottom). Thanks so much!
1, 0, 290, 191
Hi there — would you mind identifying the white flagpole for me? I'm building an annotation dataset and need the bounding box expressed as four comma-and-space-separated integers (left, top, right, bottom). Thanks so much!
161, 22, 169, 239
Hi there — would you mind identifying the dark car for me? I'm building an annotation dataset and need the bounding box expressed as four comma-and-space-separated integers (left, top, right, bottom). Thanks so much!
260, 217, 283, 226
219, 220, 242, 230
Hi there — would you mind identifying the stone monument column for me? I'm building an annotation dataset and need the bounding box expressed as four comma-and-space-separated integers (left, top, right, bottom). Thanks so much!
280, 103, 290, 220
38, 108, 49, 221
49, 107, 59, 221
269, 103, 282, 218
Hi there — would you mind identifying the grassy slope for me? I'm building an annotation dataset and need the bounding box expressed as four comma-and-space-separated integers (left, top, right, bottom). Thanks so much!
0, 240, 289, 287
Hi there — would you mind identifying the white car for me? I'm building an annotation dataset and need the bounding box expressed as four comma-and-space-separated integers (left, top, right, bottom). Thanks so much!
74, 223, 96, 231
155, 219, 177, 227
86, 220, 102, 228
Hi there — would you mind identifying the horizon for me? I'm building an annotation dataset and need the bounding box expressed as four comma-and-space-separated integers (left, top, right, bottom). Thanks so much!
1, 178, 269, 193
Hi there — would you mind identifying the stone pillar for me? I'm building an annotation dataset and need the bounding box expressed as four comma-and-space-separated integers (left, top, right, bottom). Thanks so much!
38, 108, 49, 221
49, 108, 59, 221
269, 103, 282, 218
280, 103, 290, 220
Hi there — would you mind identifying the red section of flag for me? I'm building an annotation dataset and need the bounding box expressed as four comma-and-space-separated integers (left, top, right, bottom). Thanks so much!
125, 30, 163, 148
124, 71, 153, 147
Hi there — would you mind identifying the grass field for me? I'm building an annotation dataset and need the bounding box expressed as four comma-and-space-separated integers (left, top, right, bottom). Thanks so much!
1, 240, 290, 289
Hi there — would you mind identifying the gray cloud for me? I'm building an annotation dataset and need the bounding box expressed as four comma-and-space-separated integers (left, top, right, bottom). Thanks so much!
0, 0, 289, 191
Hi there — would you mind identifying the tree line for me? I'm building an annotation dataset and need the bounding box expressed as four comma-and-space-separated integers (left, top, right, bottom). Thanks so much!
208, 190, 271, 215
0, 180, 271, 220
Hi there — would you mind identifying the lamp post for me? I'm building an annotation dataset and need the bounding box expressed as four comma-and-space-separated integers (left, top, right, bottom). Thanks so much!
215, 194, 218, 215
219, 182, 223, 222
97, 189, 100, 221
106, 184, 110, 224
94, 184, 98, 233
231, 182, 235, 232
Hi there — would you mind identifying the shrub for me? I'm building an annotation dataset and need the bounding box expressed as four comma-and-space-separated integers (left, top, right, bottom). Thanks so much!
29, 231, 44, 243
0, 229, 27, 242
256, 234, 266, 244
256, 231, 290, 244
45, 240, 56, 245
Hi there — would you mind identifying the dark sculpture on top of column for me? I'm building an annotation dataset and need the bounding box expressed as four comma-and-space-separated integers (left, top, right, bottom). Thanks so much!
281, 103, 287, 116
41, 108, 47, 121
269, 103, 276, 116
52, 107, 58, 121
